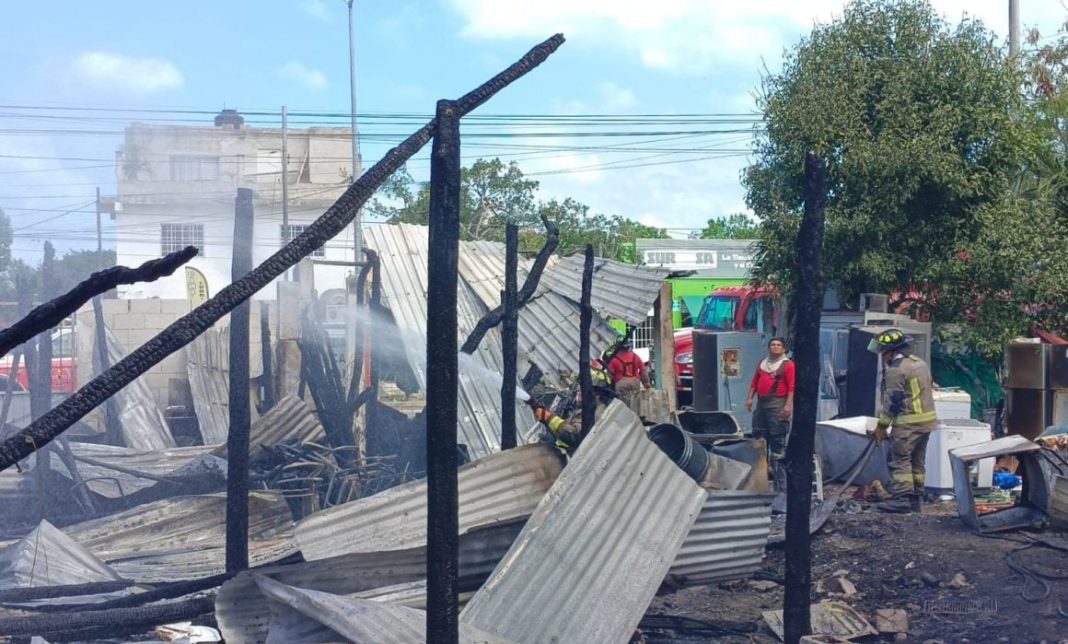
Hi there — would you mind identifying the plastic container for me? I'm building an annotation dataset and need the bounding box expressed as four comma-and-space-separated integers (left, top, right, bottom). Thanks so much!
933, 389, 971, 420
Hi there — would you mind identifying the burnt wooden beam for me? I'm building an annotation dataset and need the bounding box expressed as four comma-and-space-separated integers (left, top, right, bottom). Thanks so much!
0, 595, 214, 639
783, 152, 826, 644
260, 301, 275, 412
426, 99, 462, 644
0, 247, 197, 359
226, 187, 255, 574
579, 244, 595, 432
500, 223, 519, 449
459, 213, 559, 355
0, 33, 565, 473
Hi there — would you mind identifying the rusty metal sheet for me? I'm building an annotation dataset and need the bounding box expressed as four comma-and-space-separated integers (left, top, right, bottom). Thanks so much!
100, 327, 176, 450
461, 401, 707, 644
295, 443, 563, 560
49, 442, 219, 499
666, 491, 776, 588
0, 520, 122, 590
216, 521, 522, 644
538, 253, 671, 326
255, 577, 508, 644
62, 492, 296, 582
212, 394, 325, 459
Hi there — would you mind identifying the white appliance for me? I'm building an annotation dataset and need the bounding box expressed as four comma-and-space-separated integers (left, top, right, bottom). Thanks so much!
933, 389, 971, 420
926, 419, 993, 490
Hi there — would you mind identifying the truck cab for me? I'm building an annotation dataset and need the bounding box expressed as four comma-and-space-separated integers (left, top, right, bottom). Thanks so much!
0, 327, 77, 393
673, 285, 780, 404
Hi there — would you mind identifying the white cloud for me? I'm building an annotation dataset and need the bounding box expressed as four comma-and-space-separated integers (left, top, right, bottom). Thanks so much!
71, 51, 183, 94
448, 1, 1067, 74
597, 81, 637, 110
300, 0, 332, 22
279, 61, 328, 91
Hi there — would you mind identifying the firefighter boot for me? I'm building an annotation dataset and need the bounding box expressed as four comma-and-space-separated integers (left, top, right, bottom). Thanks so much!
911, 489, 923, 513
876, 495, 914, 514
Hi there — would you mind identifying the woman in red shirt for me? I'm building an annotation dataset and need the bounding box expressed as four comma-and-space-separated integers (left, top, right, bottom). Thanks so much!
744, 337, 794, 490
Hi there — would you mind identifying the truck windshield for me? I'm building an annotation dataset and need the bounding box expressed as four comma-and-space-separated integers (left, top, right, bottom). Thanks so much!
695, 296, 740, 330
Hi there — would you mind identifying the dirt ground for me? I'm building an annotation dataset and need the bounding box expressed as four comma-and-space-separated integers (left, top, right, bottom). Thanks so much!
646, 495, 1068, 643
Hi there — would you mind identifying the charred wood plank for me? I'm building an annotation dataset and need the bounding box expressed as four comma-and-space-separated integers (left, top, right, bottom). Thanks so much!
500, 223, 519, 449
579, 244, 595, 432
0, 247, 197, 359
0, 34, 565, 473
0, 595, 214, 638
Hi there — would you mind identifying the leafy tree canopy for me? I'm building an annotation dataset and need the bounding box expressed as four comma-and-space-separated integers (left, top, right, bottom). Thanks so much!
745, 0, 1028, 333
368, 158, 667, 262
699, 213, 759, 239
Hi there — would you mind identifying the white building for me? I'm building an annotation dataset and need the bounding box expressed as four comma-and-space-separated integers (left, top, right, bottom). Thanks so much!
112, 110, 358, 299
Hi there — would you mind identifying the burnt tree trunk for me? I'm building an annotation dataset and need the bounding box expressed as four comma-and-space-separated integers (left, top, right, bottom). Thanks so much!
782, 153, 826, 644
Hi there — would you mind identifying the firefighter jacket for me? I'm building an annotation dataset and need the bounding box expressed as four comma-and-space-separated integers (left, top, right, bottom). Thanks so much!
878, 353, 937, 429
531, 401, 605, 450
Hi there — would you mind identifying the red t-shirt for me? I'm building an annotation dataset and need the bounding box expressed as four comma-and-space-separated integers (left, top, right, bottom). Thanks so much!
750, 359, 795, 397
608, 349, 644, 382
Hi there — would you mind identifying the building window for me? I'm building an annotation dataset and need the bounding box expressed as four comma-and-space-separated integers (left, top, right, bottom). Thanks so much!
162, 223, 204, 255
281, 224, 325, 257
170, 155, 220, 181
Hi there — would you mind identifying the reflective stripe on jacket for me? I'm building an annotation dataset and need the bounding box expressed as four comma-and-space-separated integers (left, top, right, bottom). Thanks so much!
878, 353, 937, 427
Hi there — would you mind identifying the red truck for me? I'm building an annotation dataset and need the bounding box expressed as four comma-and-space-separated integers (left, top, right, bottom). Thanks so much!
0, 327, 77, 393
674, 285, 781, 405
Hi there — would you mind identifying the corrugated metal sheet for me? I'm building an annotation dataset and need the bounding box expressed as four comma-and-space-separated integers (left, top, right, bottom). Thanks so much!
62, 492, 296, 582
49, 443, 218, 499
186, 327, 232, 446
255, 577, 507, 644
667, 491, 776, 587
101, 327, 175, 450
216, 521, 523, 644
295, 443, 563, 560
539, 254, 671, 325
461, 401, 707, 643
0, 520, 122, 589
213, 394, 325, 459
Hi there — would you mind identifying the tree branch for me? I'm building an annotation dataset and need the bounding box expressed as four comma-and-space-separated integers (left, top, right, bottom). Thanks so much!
0, 246, 198, 358
460, 213, 559, 354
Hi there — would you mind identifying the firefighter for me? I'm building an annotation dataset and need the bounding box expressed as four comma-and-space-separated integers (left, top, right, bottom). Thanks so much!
607, 338, 650, 408
867, 328, 938, 514
527, 373, 615, 451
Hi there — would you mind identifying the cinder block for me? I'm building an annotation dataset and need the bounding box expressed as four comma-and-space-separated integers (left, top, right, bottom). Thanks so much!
128, 298, 162, 314
111, 313, 145, 331
143, 313, 179, 332
103, 299, 130, 315
160, 299, 191, 315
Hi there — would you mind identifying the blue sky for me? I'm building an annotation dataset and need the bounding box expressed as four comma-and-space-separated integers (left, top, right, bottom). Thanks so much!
1, 0, 1065, 263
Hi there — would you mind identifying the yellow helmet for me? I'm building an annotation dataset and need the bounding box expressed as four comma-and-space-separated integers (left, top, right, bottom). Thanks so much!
867, 328, 910, 354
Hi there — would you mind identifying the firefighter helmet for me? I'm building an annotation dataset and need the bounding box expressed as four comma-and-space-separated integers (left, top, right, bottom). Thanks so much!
866, 328, 910, 354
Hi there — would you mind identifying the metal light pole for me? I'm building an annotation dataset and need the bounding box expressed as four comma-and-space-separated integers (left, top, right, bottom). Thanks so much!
345, 0, 363, 262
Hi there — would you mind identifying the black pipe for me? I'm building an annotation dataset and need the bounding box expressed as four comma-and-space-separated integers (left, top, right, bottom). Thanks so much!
0, 33, 565, 473
226, 187, 254, 573
500, 223, 519, 449
783, 152, 826, 644
426, 98, 461, 644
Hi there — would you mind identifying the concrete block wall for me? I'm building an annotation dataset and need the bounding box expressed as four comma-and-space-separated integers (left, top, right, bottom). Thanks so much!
75, 298, 278, 409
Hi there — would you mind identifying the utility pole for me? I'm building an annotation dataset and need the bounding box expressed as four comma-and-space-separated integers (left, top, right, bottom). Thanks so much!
1009, 0, 1020, 58
96, 187, 103, 262
346, 0, 363, 264
282, 106, 290, 281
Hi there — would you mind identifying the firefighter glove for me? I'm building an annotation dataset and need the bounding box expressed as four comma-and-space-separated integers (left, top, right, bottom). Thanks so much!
870, 423, 889, 445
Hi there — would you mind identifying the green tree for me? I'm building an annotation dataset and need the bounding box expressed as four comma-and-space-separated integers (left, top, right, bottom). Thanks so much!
0, 249, 116, 302
369, 159, 668, 262
699, 213, 759, 239
744, 0, 1028, 325
0, 208, 12, 277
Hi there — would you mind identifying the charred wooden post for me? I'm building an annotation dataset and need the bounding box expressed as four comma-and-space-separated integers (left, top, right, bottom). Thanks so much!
426, 99, 461, 644
260, 301, 275, 413
0, 595, 214, 640
93, 298, 124, 446
226, 187, 255, 573
346, 257, 373, 412
0, 247, 196, 359
0, 33, 565, 473
579, 244, 595, 432
783, 152, 826, 644
500, 223, 519, 449
0, 351, 22, 441
460, 214, 559, 355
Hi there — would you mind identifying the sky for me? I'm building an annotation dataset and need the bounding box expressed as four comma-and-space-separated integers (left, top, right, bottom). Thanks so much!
1, 0, 1066, 263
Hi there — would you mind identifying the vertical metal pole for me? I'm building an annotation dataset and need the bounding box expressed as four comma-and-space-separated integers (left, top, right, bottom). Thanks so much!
281, 106, 290, 267
226, 187, 255, 574
579, 244, 595, 432
95, 187, 103, 260
1009, 0, 1020, 58
346, 0, 363, 265
426, 99, 460, 644
783, 153, 826, 644
500, 223, 519, 449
